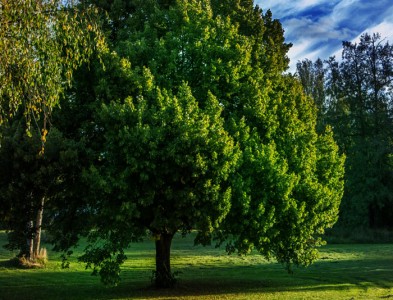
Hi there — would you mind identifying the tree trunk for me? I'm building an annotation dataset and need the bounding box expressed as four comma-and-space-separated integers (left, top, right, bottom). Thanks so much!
27, 220, 34, 260
33, 196, 45, 259
24, 199, 35, 260
154, 232, 175, 288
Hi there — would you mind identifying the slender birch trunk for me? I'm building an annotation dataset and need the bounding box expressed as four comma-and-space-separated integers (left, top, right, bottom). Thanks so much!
33, 196, 45, 259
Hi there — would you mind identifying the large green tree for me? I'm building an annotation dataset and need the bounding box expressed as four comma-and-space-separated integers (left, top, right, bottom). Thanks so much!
82, 81, 239, 287
50, 0, 344, 288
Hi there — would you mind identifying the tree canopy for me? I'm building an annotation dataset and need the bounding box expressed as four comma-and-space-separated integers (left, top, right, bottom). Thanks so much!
0, 0, 104, 140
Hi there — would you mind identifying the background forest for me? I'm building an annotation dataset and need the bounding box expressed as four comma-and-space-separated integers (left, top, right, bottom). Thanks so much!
297, 33, 393, 234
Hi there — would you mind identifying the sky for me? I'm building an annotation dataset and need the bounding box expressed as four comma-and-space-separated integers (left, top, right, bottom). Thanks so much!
256, 0, 393, 73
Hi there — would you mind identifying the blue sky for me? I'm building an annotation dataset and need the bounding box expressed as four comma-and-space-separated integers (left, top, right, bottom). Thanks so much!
256, 0, 393, 72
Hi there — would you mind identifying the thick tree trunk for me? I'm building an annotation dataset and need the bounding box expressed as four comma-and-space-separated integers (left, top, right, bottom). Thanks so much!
154, 232, 175, 288
33, 197, 45, 259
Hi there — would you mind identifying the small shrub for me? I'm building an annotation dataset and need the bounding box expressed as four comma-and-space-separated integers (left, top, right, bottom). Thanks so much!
16, 248, 48, 268
36, 248, 48, 266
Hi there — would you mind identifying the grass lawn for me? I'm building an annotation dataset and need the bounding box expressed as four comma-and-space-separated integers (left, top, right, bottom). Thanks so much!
1, 231, 393, 299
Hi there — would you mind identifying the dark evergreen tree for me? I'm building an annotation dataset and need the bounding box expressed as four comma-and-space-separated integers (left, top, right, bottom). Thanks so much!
296, 58, 326, 132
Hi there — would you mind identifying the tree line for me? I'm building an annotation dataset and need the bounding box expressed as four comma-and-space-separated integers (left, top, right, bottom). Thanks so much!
0, 0, 345, 288
296, 33, 393, 231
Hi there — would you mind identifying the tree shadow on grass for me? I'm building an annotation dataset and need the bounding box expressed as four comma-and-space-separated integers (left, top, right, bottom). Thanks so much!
1, 256, 393, 300
130, 258, 393, 299
0, 259, 18, 268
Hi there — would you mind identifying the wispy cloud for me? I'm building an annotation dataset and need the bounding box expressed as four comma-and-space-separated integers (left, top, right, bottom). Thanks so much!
257, 0, 393, 72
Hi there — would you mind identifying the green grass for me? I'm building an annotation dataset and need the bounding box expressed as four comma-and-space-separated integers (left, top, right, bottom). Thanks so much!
1, 231, 393, 299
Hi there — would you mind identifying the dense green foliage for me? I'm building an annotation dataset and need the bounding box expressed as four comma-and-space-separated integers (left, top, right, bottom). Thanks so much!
297, 33, 393, 230
1, 0, 345, 288
80, 82, 239, 286
0, 117, 82, 259
0, 0, 104, 137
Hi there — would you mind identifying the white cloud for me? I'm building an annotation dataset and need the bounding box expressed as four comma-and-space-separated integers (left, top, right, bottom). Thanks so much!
329, 0, 359, 23
375, 22, 393, 41
288, 39, 319, 63
284, 16, 353, 40
328, 22, 393, 62
260, 0, 330, 16
255, 0, 393, 72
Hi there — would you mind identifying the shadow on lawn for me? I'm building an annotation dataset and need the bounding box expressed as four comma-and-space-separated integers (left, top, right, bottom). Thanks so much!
0, 259, 17, 268
1, 257, 393, 300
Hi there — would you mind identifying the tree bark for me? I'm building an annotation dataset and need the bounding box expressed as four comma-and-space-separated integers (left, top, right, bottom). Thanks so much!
33, 196, 45, 259
27, 220, 34, 260
154, 232, 175, 288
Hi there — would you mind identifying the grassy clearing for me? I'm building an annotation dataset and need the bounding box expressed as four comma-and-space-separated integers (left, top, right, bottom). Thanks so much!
1, 231, 393, 299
